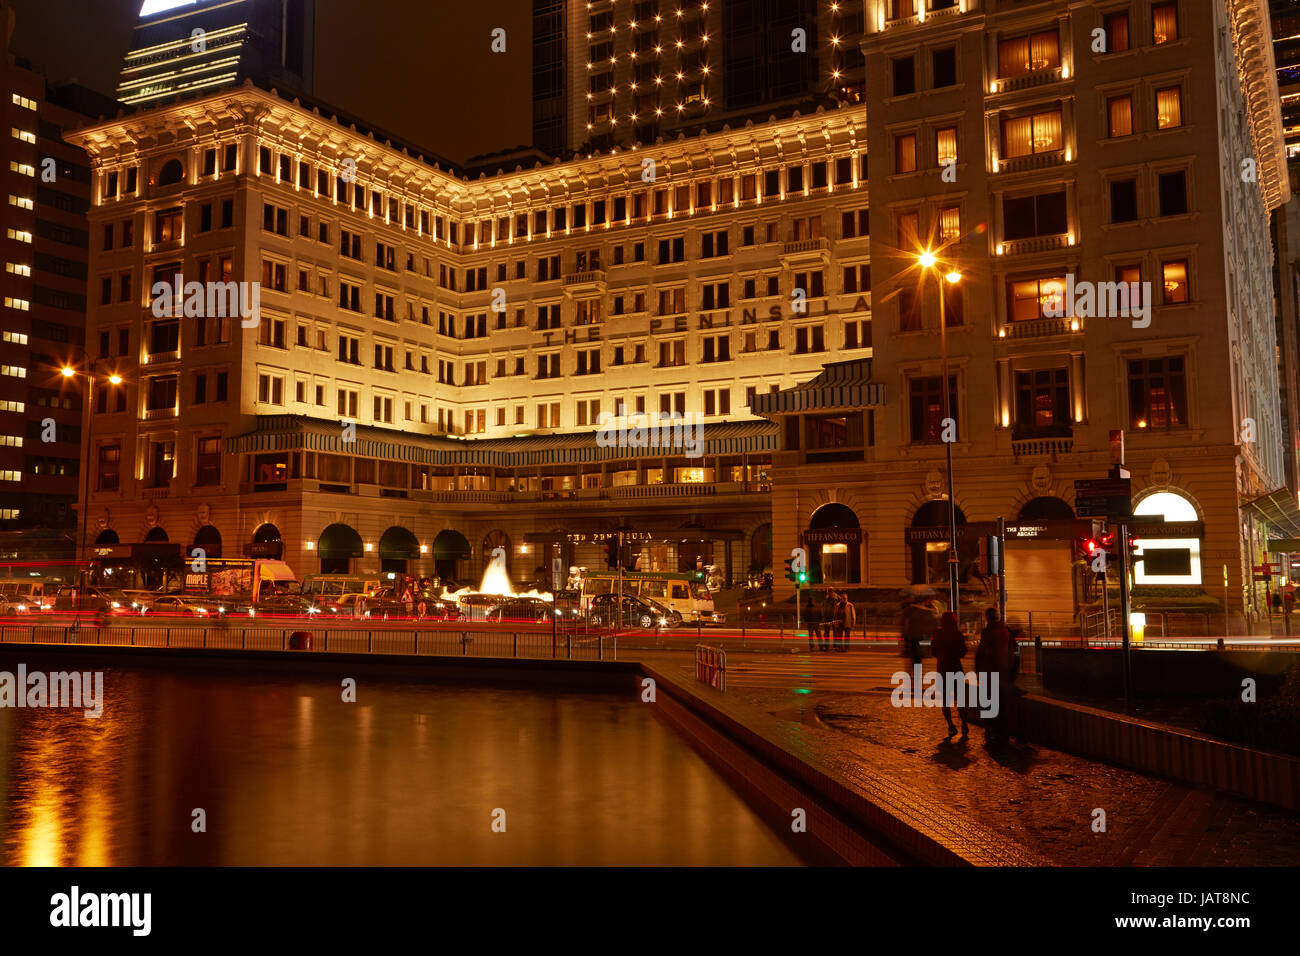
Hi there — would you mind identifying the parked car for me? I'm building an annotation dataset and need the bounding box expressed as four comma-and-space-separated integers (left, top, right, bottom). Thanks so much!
587, 593, 673, 629
486, 597, 554, 623
249, 593, 320, 618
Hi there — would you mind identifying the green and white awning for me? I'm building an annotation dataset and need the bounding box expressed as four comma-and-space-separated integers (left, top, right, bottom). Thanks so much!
751, 359, 886, 416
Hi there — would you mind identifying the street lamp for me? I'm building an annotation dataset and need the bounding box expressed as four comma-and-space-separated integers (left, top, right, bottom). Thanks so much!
67, 357, 122, 630
917, 251, 964, 620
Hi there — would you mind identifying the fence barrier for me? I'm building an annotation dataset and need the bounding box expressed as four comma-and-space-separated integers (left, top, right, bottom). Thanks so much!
694, 644, 727, 691
0, 622, 617, 662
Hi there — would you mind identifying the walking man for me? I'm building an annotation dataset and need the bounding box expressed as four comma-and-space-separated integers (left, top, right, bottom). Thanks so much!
931, 611, 969, 738
975, 607, 1015, 747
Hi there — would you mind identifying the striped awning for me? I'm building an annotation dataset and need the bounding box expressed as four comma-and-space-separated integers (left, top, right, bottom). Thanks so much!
225, 415, 779, 466
751, 359, 886, 416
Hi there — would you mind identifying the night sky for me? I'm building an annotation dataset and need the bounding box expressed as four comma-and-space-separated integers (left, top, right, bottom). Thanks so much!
6, 0, 531, 163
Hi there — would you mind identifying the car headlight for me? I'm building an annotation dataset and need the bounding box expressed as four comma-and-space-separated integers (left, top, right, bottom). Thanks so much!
218, 606, 226, 614
111, 601, 121, 608
659, 618, 667, 626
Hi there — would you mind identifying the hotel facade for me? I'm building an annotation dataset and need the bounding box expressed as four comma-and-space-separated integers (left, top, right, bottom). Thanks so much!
65, 0, 1293, 627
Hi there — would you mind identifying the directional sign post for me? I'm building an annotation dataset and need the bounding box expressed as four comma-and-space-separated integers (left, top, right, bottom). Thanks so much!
1074, 477, 1133, 519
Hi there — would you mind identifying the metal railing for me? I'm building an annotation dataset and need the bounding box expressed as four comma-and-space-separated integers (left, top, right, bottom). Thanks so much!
0, 622, 617, 661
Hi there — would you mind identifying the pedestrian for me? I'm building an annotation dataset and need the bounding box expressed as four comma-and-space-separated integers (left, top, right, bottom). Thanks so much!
975, 607, 1015, 746
1272, 591, 1283, 615
834, 593, 856, 651
805, 596, 821, 651
931, 611, 969, 738
1286, 588, 1296, 617
900, 597, 938, 667
819, 588, 836, 651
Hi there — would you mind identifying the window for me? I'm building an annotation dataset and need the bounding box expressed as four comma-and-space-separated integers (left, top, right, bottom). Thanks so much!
892, 56, 915, 96
1109, 178, 1138, 223
843, 264, 870, 294
576, 349, 601, 375
701, 335, 731, 363
899, 287, 920, 331
340, 229, 362, 260
932, 47, 956, 87
997, 30, 1060, 77
154, 207, 182, 243
1128, 356, 1186, 429
145, 375, 178, 411
794, 325, 825, 354
338, 333, 360, 365
657, 288, 685, 315
658, 340, 686, 367
1009, 276, 1067, 321
700, 281, 730, 310
1158, 171, 1187, 217
1003, 190, 1067, 240
937, 206, 961, 243
1103, 11, 1130, 53
844, 319, 872, 350
97, 443, 120, 491
1156, 87, 1183, 129
195, 437, 221, 486
701, 230, 729, 258
1014, 369, 1070, 435
909, 376, 957, 443
894, 133, 917, 173
336, 389, 358, 418
841, 209, 869, 239
257, 373, 284, 406
536, 353, 560, 379
703, 389, 731, 416
1152, 3, 1178, 45
897, 210, 919, 249
935, 127, 957, 167
657, 236, 685, 263
1107, 95, 1133, 137
1001, 108, 1063, 158
373, 395, 394, 423
261, 203, 287, 236
1162, 259, 1189, 303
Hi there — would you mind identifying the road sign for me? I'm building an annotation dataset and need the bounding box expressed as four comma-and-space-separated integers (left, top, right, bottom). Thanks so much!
1075, 477, 1132, 518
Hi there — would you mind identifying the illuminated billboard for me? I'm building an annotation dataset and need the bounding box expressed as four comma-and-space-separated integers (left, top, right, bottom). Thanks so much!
139, 0, 199, 17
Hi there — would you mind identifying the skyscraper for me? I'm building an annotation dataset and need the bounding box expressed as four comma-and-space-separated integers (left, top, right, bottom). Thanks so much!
118, 0, 315, 107
532, 0, 864, 157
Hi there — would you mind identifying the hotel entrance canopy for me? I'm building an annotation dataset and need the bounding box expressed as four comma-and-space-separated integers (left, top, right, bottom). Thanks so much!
1245, 487, 1300, 541
750, 359, 886, 417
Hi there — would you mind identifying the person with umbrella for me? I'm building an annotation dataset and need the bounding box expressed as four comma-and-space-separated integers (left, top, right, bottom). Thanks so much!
899, 585, 939, 671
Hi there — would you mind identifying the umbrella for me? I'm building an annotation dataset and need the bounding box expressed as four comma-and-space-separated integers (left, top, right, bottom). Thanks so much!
900, 584, 937, 600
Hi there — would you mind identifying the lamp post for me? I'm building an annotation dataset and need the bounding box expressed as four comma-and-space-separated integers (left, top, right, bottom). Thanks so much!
918, 253, 964, 620
68, 357, 121, 630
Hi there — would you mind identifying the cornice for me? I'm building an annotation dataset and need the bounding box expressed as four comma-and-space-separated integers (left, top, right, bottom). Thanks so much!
1226, 0, 1290, 210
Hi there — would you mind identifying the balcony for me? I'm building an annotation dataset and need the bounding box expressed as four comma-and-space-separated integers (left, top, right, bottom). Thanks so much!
998, 234, 1070, 257
1001, 316, 1084, 339
782, 237, 829, 257
995, 150, 1068, 176
992, 67, 1066, 95
563, 269, 606, 291
142, 483, 171, 499
1011, 435, 1074, 459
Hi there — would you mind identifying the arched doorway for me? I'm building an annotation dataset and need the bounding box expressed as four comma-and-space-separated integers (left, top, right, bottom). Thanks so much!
192, 524, 222, 559
378, 526, 419, 575
432, 529, 471, 586
1018, 496, 1076, 521
909, 500, 966, 585
807, 503, 863, 585
95, 529, 119, 545
144, 527, 169, 542
249, 522, 283, 559
1009, 497, 1078, 614
1133, 491, 1202, 586
318, 523, 363, 574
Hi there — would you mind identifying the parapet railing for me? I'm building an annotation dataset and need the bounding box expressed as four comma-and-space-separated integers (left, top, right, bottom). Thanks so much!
694, 643, 727, 691
0, 622, 617, 661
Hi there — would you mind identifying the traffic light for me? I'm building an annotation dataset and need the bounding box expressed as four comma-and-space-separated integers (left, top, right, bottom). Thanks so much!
784, 557, 797, 582
1128, 534, 1141, 563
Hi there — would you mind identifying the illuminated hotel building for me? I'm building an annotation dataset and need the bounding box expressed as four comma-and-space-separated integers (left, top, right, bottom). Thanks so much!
66, 81, 865, 585
534, 0, 866, 156
66, 1, 1293, 626
119, 0, 314, 107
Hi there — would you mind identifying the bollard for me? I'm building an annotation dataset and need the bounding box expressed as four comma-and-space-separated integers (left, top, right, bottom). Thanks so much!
1034, 631, 1042, 674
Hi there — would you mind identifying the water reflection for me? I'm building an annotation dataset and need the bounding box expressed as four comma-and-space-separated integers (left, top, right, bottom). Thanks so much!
0, 668, 801, 866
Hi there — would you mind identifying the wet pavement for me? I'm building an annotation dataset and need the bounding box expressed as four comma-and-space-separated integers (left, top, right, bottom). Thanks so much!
631, 647, 1300, 865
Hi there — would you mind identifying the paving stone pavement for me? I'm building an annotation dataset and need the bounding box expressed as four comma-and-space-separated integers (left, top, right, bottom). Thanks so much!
632, 648, 1300, 865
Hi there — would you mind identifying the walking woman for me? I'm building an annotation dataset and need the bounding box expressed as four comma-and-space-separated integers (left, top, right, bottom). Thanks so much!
931, 611, 969, 738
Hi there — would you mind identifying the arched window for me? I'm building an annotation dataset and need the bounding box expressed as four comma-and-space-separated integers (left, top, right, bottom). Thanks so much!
1133, 492, 1202, 585
157, 158, 184, 186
